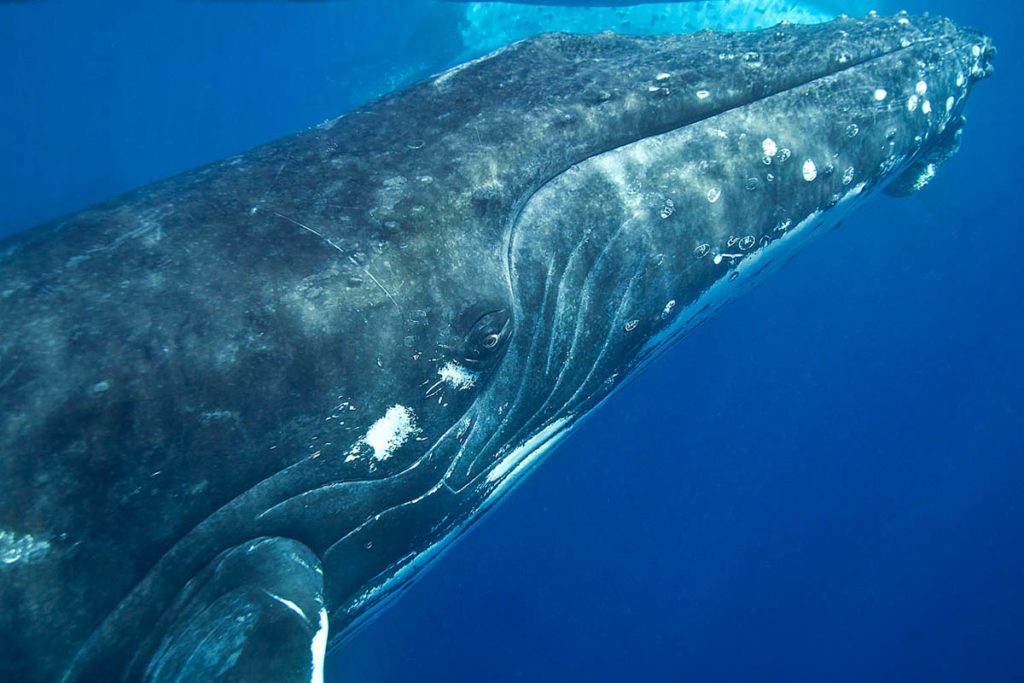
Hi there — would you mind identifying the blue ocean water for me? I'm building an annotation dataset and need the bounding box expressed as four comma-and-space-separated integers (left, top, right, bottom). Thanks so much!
1, 1, 1021, 681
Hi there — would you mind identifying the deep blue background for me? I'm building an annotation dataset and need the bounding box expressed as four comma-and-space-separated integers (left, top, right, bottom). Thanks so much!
1, 1, 1021, 682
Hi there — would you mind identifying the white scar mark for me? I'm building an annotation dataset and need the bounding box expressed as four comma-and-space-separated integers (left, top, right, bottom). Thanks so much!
265, 591, 307, 622
269, 211, 402, 314
310, 607, 328, 683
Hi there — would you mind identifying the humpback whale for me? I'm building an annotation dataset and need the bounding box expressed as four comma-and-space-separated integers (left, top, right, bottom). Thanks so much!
0, 13, 993, 682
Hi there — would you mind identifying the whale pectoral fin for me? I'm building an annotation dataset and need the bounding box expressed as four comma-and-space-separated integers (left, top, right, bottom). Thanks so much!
142, 537, 329, 683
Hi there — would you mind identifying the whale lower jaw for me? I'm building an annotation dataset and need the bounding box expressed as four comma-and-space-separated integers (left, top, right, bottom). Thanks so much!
634, 179, 871, 376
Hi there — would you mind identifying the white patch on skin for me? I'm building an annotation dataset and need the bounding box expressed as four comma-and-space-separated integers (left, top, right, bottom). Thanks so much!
802, 159, 818, 181
0, 530, 50, 565
907, 94, 919, 112
915, 80, 928, 96
439, 361, 479, 390
696, 89, 710, 100
310, 608, 328, 683
762, 137, 778, 157
921, 100, 932, 115
874, 88, 888, 101
362, 405, 420, 462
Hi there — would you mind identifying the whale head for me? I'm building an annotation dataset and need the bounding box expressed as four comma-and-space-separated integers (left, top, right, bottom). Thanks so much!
432, 13, 994, 494
311, 11, 994, 641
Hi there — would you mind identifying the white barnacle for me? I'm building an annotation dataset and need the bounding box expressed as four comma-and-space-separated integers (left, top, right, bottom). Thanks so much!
696, 89, 711, 100
659, 198, 675, 219
706, 187, 721, 203
874, 88, 888, 101
907, 94, 919, 112
802, 159, 818, 182
921, 100, 932, 114
946, 96, 955, 112
762, 137, 778, 157
915, 80, 928, 96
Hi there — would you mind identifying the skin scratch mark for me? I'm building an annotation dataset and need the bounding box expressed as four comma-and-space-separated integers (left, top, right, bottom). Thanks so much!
0, 364, 19, 390
252, 151, 292, 208
269, 211, 402, 315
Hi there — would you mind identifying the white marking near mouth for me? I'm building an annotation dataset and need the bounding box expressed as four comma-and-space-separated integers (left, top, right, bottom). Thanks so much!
486, 416, 571, 484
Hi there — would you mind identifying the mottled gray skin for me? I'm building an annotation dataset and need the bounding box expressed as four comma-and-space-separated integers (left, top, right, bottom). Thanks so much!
0, 14, 993, 683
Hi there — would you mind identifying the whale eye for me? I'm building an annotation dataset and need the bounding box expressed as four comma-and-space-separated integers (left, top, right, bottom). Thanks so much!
465, 308, 511, 366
